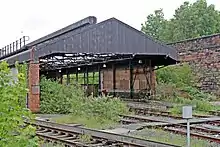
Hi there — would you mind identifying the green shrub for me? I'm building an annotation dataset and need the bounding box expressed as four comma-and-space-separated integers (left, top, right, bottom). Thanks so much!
156, 63, 217, 114
40, 77, 85, 114
0, 61, 38, 147
179, 86, 216, 101
156, 63, 194, 87
156, 83, 177, 100
80, 96, 129, 121
169, 107, 182, 115
171, 96, 192, 104
40, 77, 129, 124
191, 99, 213, 112
167, 96, 213, 114
79, 134, 92, 143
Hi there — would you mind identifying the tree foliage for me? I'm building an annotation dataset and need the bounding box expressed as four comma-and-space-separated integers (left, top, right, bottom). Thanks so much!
141, 9, 166, 41
0, 61, 38, 147
141, 0, 220, 43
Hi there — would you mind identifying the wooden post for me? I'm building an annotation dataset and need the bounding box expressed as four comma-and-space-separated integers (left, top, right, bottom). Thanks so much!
112, 64, 116, 97
129, 60, 134, 99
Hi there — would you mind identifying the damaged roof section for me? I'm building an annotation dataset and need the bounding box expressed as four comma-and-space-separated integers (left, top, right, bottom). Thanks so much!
1, 16, 178, 68
0, 16, 97, 60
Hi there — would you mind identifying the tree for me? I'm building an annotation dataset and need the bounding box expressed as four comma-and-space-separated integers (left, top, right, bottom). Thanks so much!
141, 9, 166, 41
0, 61, 38, 147
141, 0, 220, 43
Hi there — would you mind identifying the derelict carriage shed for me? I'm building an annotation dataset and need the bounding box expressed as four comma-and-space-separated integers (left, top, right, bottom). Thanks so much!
0, 16, 178, 106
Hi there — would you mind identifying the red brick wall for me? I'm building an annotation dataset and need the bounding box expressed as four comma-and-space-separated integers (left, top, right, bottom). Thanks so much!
169, 34, 220, 95
28, 62, 40, 112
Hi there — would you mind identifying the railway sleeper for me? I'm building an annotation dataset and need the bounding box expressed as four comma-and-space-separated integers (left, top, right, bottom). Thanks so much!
37, 128, 50, 133
47, 131, 63, 136
120, 118, 140, 124
39, 133, 91, 147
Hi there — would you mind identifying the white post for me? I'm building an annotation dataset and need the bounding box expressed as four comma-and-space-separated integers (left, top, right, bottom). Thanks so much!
187, 119, 190, 147
182, 106, 192, 147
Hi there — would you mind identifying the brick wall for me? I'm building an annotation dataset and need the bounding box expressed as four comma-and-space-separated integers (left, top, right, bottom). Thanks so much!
28, 62, 40, 112
169, 34, 220, 95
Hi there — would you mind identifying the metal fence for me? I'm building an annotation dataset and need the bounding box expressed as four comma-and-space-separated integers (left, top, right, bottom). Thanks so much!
0, 36, 29, 58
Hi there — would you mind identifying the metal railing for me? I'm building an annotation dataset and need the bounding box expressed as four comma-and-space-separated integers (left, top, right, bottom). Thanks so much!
0, 36, 30, 58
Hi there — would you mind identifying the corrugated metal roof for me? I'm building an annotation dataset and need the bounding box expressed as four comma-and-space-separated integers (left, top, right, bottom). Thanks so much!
1, 17, 178, 65
0, 16, 96, 61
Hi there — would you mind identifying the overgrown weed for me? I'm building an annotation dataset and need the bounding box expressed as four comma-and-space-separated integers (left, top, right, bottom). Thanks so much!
156, 63, 218, 114
132, 128, 217, 147
40, 77, 129, 129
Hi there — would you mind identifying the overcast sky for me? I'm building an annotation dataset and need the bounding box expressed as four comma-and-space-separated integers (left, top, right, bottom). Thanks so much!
0, 0, 219, 47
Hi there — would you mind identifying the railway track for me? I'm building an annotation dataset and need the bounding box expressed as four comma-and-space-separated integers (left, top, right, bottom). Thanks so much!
163, 126, 220, 143
129, 106, 214, 119
29, 119, 180, 147
209, 110, 220, 116
33, 101, 219, 146
122, 98, 174, 107
122, 98, 172, 107
119, 114, 220, 126
122, 98, 149, 103
119, 114, 220, 143
121, 100, 220, 143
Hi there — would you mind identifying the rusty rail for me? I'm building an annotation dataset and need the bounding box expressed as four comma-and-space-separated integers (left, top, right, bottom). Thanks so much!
29, 119, 180, 147
120, 114, 220, 143
164, 127, 220, 143
129, 106, 214, 119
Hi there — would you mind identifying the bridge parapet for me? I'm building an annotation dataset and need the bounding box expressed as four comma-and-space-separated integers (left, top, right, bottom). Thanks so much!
0, 36, 29, 59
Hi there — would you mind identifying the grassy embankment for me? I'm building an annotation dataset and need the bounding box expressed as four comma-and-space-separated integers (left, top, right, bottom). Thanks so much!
155, 63, 220, 115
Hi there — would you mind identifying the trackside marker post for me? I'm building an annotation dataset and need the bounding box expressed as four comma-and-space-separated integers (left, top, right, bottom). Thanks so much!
182, 105, 192, 147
